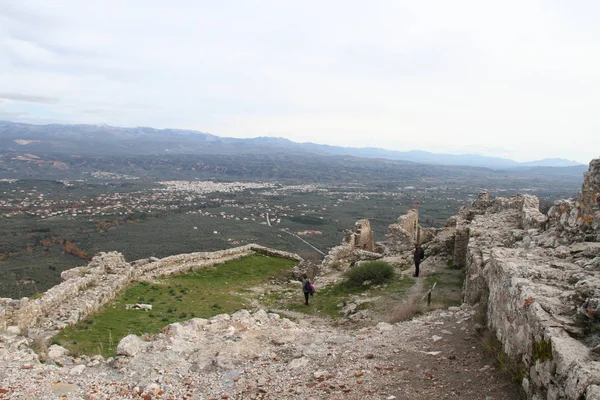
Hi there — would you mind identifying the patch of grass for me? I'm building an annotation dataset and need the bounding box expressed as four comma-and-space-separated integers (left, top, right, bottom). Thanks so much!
345, 261, 394, 286
53, 254, 297, 357
286, 275, 416, 318
287, 281, 367, 317
425, 269, 464, 307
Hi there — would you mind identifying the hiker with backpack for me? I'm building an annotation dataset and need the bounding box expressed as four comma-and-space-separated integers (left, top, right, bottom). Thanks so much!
302, 273, 315, 305
413, 242, 425, 277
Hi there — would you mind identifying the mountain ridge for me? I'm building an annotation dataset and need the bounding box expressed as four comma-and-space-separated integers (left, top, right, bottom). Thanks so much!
0, 120, 583, 169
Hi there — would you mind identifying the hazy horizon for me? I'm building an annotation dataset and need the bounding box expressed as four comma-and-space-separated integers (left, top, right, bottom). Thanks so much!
1, 1, 599, 163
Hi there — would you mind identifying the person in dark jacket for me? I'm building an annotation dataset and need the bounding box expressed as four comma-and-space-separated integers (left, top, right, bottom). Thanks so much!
302, 273, 312, 305
413, 243, 425, 277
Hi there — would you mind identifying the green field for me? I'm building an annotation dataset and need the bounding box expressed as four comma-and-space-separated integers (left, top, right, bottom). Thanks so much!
53, 254, 297, 357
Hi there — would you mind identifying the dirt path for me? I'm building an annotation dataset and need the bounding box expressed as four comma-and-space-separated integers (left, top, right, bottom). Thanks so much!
367, 307, 523, 399
245, 259, 524, 400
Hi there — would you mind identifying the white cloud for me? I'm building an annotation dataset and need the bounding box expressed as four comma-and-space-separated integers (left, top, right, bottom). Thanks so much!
0, 0, 599, 163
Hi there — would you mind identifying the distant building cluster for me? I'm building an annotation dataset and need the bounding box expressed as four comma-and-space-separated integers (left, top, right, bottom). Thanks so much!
296, 230, 323, 236
158, 180, 276, 194
91, 171, 140, 180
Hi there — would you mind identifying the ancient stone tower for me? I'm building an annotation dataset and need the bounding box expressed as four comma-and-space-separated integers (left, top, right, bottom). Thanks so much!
344, 219, 375, 252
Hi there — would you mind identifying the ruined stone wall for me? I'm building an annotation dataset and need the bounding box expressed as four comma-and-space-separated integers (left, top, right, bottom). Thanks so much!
386, 209, 421, 254
0, 244, 301, 334
581, 159, 600, 223
346, 219, 375, 252
549, 159, 600, 242
461, 183, 600, 399
399, 209, 420, 243
466, 244, 600, 399
452, 224, 470, 268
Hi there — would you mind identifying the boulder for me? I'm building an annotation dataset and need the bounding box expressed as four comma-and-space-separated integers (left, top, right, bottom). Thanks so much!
116, 334, 145, 357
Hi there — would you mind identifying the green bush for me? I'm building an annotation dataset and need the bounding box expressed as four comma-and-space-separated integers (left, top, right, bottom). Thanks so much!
345, 261, 394, 286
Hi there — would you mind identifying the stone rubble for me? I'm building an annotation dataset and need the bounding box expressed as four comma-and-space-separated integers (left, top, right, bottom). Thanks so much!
0, 305, 514, 399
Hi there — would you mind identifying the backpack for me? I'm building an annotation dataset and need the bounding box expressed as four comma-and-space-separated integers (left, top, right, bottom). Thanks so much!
309, 283, 315, 295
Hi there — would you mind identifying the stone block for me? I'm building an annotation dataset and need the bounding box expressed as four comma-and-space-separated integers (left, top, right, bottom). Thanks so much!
117, 334, 145, 357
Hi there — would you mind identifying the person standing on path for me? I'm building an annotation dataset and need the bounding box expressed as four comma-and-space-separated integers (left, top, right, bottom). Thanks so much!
413, 243, 425, 277
302, 273, 312, 305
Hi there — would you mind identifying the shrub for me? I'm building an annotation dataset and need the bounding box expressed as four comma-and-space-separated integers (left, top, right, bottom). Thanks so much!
345, 261, 394, 286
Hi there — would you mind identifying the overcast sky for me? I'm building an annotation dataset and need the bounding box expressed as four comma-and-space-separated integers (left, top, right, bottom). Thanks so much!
1, 1, 599, 163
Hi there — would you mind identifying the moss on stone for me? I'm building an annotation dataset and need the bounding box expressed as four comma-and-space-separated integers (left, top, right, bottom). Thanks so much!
481, 329, 527, 385
532, 338, 553, 363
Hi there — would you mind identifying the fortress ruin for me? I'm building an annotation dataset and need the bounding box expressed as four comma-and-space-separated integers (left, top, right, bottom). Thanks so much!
1, 159, 600, 399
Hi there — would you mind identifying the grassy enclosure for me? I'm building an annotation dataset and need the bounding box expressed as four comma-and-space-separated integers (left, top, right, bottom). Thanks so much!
52, 254, 297, 357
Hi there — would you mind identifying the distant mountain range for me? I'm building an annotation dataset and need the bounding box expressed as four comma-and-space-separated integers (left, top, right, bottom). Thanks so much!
0, 120, 584, 169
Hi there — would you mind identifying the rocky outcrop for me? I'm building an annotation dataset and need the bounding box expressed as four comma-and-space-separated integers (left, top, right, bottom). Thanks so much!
0, 244, 302, 337
460, 160, 600, 399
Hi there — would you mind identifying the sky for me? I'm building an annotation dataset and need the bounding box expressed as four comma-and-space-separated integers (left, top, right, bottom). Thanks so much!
0, 1, 599, 163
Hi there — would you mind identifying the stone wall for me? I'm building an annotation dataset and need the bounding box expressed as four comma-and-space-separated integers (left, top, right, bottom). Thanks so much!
549, 159, 600, 242
0, 244, 301, 335
581, 159, 600, 226
386, 209, 421, 254
399, 209, 420, 243
452, 224, 470, 268
344, 219, 375, 252
460, 183, 600, 399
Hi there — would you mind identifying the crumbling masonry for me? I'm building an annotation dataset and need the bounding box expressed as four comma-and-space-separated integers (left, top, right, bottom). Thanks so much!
457, 159, 600, 400
0, 244, 301, 336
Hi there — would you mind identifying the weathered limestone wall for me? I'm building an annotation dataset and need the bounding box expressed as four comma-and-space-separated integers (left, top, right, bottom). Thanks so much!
549, 159, 600, 242
461, 181, 600, 399
520, 195, 548, 230
399, 209, 420, 243
344, 219, 375, 252
452, 225, 470, 267
386, 209, 421, 254
0, 244, 301, 335
581, 159, 600, 224
469, 245, 600, 400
